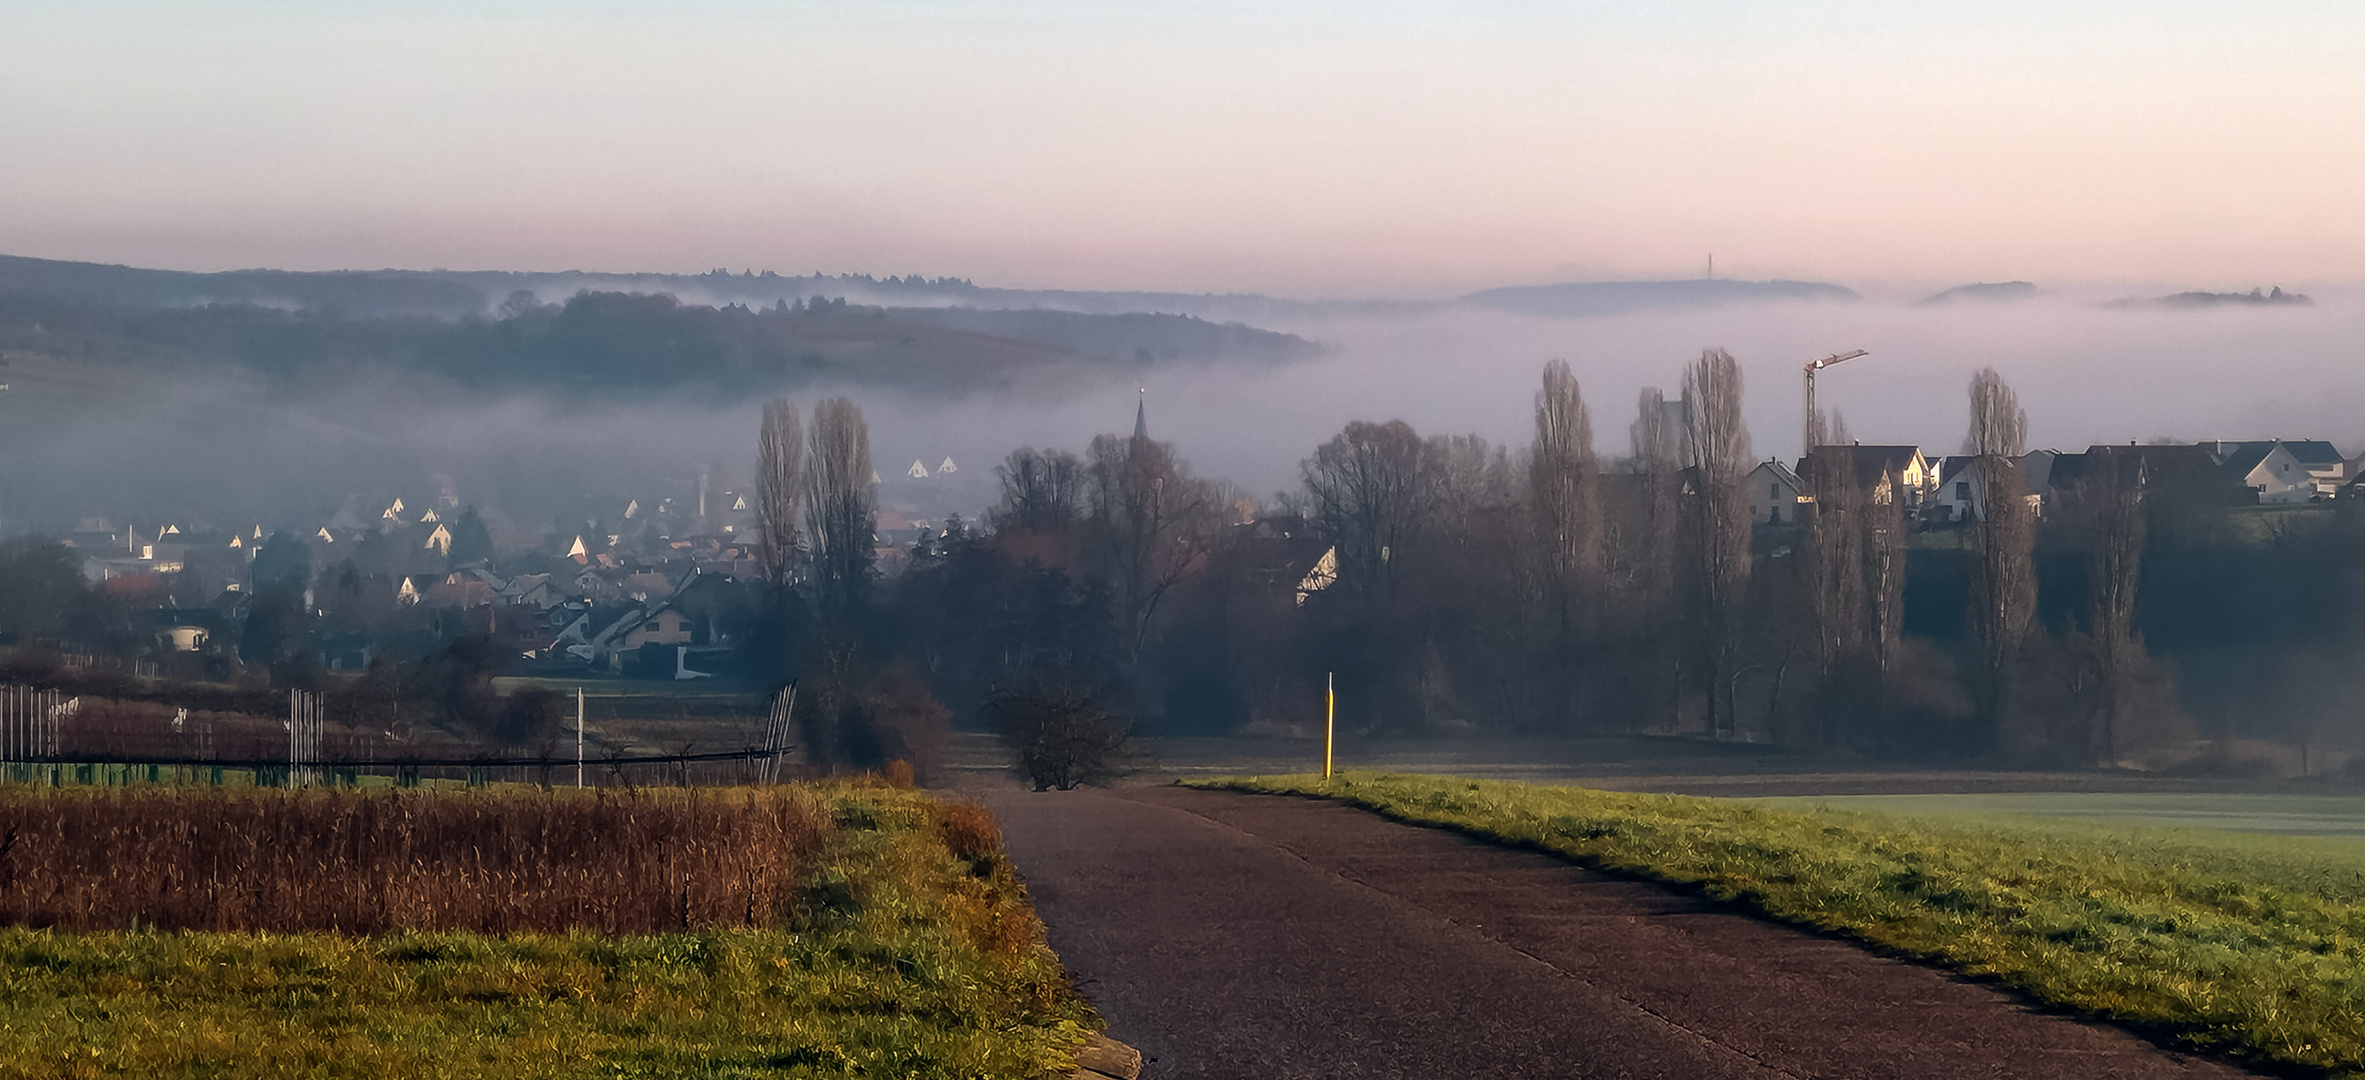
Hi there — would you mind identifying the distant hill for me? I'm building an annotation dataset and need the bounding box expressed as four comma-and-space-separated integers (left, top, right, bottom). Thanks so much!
0, 255, 1874, 327
0, 254, 492, 319
2107, 287, 2314, 310
1458, 278, 1859, 318
0, 256, 1319, 400
1918, 281, 2037, 306
0, 254, 1379, 324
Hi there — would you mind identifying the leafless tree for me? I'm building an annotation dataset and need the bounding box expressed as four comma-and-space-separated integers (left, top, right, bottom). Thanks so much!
1864, 465, 1906, 680
802, 397, 875, 634
1798, 420, 1909, 749
1801, 446, 1865, 672
1624, 388, 1681, 596
1086, 431, 1219, 663
1432, 433, 1519, 525
1963, 368, 2035, 753
1601, 387, 1683, 732
1809, 407, 1851, 450
2079, 450, 2146, 765
1964, 367, 2028, 458
755, 397, 804, 583
990, 447, 1085, 535
1532, 360, 1605, 639
1302, 420, 1437, 600
1679, 348, 1753, 738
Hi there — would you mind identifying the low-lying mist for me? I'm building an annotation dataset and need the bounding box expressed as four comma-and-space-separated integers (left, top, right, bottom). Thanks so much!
3, 285, 2358, 536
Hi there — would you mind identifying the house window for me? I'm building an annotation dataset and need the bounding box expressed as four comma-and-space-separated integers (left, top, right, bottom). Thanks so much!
1956, 482, 1969, 500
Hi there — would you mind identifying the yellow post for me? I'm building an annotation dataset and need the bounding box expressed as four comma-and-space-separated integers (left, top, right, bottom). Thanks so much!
1323, 671, 1335, 779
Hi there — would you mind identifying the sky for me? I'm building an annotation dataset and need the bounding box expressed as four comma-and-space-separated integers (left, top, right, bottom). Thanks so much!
4, 1, 2360, 298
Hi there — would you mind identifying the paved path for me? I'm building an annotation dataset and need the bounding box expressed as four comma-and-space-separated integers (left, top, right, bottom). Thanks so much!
987, 786, 2258, 1080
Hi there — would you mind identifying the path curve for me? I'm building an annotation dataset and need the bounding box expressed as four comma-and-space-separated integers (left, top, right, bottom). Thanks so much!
988, 786, 2257, 1080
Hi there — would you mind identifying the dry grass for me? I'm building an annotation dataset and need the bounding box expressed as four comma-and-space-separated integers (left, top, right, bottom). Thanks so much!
0, 786, 829, 934
0, 782, 1099, 1079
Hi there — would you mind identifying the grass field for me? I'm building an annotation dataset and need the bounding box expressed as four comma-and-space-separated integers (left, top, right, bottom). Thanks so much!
1748, 791, 2365, 839
0, 783, 1095, 1079
1195, 772, 2365, 1078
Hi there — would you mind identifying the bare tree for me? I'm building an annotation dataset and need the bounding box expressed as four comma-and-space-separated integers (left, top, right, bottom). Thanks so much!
1964, 368, 2028, 458
802, 397, 875, 634
1623, 387, 1680, 602
1302, 420, 1437, 600
2079, 449, 2146, 765
755, 397, 804, 583
1432, 433, 1519, 524
1679, 349, 1753, 738
1086, 431, 1218, 663
1532, 360, 1605, 639
1801, 447, 1864, 672
1800, 429, 1908, 750
1864, 464, 1906, 680
1815, 408, 1852, 450
1604, 387, 1683, 732
990, 447, 1085, 535
1963, 368, 2035, 753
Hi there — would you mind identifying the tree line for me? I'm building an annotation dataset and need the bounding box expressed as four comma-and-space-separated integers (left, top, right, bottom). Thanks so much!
6, 351, 2363, 776
792, 353, 2365, 773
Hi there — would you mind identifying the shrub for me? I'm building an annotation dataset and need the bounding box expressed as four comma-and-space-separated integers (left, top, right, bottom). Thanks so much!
986, 685, 1132, 791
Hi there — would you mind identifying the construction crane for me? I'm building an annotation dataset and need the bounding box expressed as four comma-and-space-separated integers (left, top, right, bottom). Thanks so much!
1802, 349, 1869, 454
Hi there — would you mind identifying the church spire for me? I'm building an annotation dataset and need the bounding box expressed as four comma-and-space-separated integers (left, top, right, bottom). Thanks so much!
1133, 387, 1148, 441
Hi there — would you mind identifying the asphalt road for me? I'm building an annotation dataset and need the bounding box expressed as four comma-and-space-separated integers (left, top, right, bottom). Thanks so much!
987, 786, 2259, 1080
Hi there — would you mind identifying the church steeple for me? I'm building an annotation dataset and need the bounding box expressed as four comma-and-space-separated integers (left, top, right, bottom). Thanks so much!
1132, 388, 1148, 441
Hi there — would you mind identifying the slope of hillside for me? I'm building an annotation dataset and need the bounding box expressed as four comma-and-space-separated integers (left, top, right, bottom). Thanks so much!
1919, 281, 2038, 305
0, 276, 1316, 400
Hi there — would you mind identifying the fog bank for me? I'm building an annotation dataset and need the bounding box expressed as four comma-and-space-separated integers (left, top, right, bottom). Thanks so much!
3, 286, 2359, 535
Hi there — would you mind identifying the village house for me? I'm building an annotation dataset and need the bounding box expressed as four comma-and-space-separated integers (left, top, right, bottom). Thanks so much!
501, 572, 556, 609
1746, 459, 1805, 525
549, 569, 743, 676
1847, 445, 1935, 506
1934, 450, 2056, 522
2214, 440, 2346, 503
1793, 444, 1936, 520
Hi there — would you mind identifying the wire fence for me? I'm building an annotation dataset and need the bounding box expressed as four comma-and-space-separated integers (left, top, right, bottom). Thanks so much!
0, 686, 77, 766
0, 682, 807, 790
289, 689, 325, 787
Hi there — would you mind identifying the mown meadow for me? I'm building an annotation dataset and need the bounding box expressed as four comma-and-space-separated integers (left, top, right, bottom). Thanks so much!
1196, 772, 2365, 1078
0, 782, 1096, 1079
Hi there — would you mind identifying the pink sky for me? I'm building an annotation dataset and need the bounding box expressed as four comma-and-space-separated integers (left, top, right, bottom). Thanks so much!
3, 2, 2358, 297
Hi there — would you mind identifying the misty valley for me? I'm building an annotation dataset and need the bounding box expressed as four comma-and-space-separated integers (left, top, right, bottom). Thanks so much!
12, 4, 2365, 1076
1, 252, 2361, 1080
0, 253, 2355, 775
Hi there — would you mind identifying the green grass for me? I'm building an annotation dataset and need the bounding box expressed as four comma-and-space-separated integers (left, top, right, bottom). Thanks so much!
1193, 772, 2365, 1077
1747, 791, 2365, 840
0, 785, 1095, 1079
